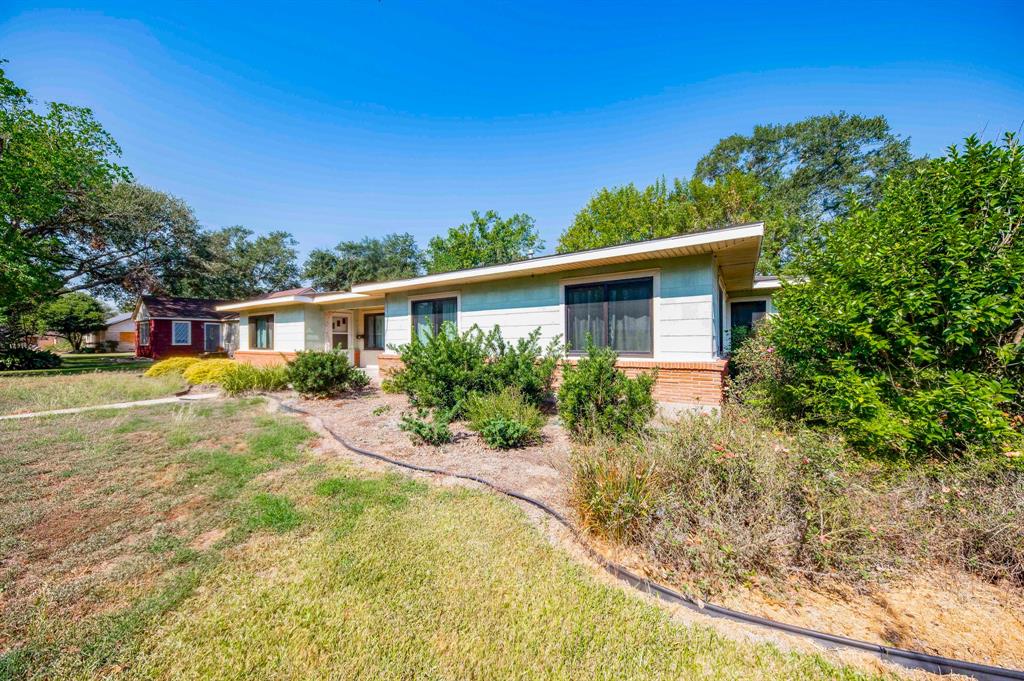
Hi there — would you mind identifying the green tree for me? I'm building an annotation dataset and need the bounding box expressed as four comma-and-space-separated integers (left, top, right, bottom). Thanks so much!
0, 63, 203, 316
695, 112, 913, 261
32, 293, 109, 352
303, 232, 422, 291
172, 226, 300, 299
556, 173, 771, 257
426, 210, 543, 274
745, 135, 1023, 458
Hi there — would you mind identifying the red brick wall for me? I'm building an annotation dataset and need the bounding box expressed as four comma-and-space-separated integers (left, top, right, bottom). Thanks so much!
234, 350, 297, 367
375, 354, 728, 406
136, 319, 207, 360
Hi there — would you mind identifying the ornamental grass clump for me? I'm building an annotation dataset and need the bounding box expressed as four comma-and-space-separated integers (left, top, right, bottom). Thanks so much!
144, 357, 200, 377
219, 363, 290, 396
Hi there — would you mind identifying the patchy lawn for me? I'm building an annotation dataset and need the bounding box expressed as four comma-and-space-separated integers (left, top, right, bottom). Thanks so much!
0, 398, 889, 680
1, 353, 153, 377
0, 370, 185, 414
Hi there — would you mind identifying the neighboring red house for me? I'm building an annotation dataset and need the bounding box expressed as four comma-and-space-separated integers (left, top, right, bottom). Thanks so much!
132, 296, 239, 360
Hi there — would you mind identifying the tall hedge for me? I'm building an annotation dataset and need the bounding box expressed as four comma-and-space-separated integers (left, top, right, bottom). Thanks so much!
750, 135, 1023, 458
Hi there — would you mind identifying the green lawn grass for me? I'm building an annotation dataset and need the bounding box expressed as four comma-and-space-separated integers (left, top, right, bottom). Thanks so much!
1, 353, 153, 377
0, 370, 186, 414
0, 399, 893, 681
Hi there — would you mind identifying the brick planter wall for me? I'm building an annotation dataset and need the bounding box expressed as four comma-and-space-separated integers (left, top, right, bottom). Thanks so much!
234, 350, 298, 367
374, 354, 728, 407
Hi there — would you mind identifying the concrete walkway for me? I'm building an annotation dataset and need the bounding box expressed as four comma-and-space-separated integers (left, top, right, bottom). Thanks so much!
0, 392, 220, 421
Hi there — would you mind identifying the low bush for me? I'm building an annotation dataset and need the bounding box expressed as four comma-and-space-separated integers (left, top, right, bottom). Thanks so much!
219, 363, 290, 396
557, 343, 655, 442
0, 348, 61, 371
570, 407, 1024, 594
465, 388, 545, 449
287, 349, 369, 398
181, 359, 237, 385
384, 324, 561, 416
399, 409, 454, 446
144, 357, 200, 377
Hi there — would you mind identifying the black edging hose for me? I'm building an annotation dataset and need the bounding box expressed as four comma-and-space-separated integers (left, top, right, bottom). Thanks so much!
269, 396, 1024, 681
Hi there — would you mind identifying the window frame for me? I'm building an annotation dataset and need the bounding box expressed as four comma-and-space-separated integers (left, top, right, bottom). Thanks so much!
408, 292, 459, 341
563, 275, 655, 357
138, 322, 150, 346
364, 312, 385, 350
248, 314, 275, 350
171, 320, 192, 346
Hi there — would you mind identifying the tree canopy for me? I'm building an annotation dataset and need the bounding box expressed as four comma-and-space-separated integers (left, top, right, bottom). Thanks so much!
170, 226, 301, 300
737, 135, 1023, 458
303, 232, 422, 291
426, 211, 543, 274
31, 292, 109, 352
557, 113, 915, 272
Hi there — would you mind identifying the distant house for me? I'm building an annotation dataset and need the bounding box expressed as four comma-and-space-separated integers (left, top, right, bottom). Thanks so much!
133, 296, 239, 360
218, 223, 782, 408
83, 312, 137, 352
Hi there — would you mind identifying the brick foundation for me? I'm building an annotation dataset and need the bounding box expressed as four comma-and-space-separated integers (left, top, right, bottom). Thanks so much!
375, 354, 728, 406
234, 350, 298, 367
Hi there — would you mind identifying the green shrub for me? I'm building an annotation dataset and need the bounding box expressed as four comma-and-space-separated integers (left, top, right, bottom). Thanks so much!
557, 343, 655, 442
0, 347, 61, 371
465, 388, 545, 449
737, 136, 1024, 459
287, 349, 370, 398
144, 357, 200, 377
384, 323, 561, 417
219, 363, 290, 395
399, 410, 454, 445
182, 359, 237, 385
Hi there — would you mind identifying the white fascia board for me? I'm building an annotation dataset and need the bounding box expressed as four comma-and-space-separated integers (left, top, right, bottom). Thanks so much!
351, 223, 765, 294
311, 292, 382, 305
216, 295, 314, 312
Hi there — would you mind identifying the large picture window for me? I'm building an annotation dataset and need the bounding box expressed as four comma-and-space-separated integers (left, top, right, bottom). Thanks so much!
565, 277, 653, 355
172, 321, 191, 346
364, 313, 385, 350
249, 314, 274, 350
411, 297, 456, 340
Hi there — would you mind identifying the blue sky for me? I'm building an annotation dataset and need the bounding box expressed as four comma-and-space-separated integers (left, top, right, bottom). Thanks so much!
2, 1, 1022, 260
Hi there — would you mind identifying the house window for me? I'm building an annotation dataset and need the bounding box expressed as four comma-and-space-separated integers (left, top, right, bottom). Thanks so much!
411, 297, 457, 340
249, 314, 274, 350
565, 277, 653, 355
204, 323, 222, 352
138, 322, 150, 346
729, 300, 767, 350
364, 313, 385, 350
172, 321, 191, 346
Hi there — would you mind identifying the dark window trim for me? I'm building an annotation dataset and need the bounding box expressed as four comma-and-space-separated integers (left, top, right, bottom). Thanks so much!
564, 276, 654, 357
411, 296, 458, 338
249, 314, 274, 350
364, 313, 385, 350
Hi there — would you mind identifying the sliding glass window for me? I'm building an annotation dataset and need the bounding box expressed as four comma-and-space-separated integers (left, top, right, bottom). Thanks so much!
565, 277, 653, 355
411, 297, 457, 341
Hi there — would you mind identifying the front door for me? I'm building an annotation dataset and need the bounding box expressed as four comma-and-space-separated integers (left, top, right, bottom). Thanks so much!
329, 313, 353, 362
204, 323, 222, 352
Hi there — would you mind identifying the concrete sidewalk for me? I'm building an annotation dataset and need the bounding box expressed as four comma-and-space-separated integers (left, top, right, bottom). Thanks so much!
0, 392, 220, 420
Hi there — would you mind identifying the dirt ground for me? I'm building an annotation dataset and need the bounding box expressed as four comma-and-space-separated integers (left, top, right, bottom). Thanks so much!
294, 386, 1024, 672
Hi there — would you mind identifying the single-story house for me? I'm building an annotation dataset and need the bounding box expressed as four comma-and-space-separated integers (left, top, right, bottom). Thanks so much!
218, 223, 781, 407
133, 296, 240, 360
83, 312, 137, 352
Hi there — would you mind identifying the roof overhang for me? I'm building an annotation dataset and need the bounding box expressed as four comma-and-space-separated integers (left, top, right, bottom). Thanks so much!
216, 291, 384, 312
351, 222, 767, 295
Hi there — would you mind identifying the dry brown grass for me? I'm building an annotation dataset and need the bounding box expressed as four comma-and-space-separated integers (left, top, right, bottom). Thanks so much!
571, 407, 1024, 594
